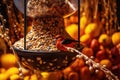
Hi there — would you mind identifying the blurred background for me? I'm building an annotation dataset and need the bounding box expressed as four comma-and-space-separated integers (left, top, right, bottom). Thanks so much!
0, 0, 120, 80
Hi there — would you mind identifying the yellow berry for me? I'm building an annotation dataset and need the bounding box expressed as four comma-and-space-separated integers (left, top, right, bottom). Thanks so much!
6, 67, 19, 77
0, 73, 9, 80
10, 74, 20, 80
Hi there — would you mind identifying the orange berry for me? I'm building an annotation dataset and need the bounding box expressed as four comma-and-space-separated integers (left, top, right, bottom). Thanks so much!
63, 67, 73, 79
70, 16, 78, 23
64, 18, 71, 27
98, 34, 111, 46
68, 72, 79, 80
1, 53, 17, 69
0, 68, 6, 73
96, 70, 105, 79
82, 47, 94, 57
70, 59, 80, 71
112, 32, 120, 45
47, 72, 62, 80
80, 66, 91, 80
94, 58, 100, 63
100, 59, 112, 69
70, 59, 85, 71
96, 50, 108, 61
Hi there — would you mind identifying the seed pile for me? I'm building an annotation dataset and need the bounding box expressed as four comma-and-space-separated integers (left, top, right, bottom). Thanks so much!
14, 0, 72, 51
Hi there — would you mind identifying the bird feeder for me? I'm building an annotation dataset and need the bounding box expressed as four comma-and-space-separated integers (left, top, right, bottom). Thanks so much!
13, 0, 79, 72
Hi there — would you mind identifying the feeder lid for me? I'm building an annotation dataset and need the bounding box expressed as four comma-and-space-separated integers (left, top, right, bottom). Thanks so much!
13, 0, 78, 18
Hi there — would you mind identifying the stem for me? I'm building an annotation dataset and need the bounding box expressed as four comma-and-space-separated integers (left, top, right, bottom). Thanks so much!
65, 46, 119, 80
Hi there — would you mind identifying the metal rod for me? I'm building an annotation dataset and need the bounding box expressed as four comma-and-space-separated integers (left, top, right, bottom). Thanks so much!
24, 0, 27, 50
117, 0, 120, 31
78, 0, 80, 47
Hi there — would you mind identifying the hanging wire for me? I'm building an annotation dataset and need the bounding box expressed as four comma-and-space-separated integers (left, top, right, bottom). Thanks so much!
24, 0, 27, 50
116, 0, 120, 32
78, 0, 80, 47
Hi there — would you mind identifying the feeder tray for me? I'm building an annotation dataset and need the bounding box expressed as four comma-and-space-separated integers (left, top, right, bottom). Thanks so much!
14, 47, 78, 71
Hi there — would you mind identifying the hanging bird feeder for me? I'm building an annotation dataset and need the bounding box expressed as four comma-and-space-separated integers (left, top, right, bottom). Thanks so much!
13, 0, 80, 72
